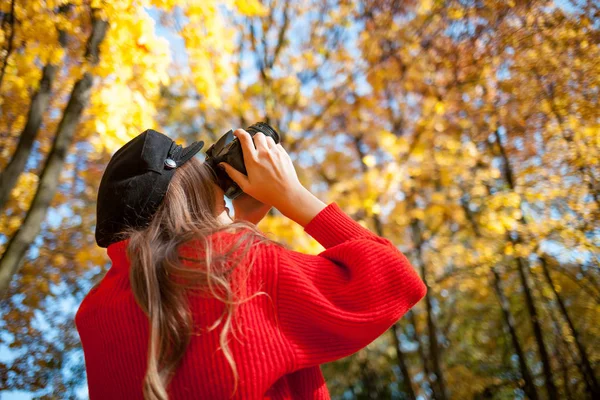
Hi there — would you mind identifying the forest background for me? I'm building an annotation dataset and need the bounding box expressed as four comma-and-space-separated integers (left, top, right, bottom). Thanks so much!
0, 0, 599, 399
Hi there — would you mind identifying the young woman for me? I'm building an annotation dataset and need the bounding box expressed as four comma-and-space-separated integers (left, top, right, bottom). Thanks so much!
75, 128, 427, 400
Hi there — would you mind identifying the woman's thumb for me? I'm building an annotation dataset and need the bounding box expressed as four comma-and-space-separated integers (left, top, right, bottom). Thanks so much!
219, 163, 249, 189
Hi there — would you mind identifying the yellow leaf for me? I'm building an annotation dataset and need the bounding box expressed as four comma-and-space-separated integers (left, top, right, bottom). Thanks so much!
448, 7, 464, 20
371, 204, 381, 215
53, 254, 67, 267
234, 0, 268, 16
362, 155, 376, 168
411, 209, 425, 220
435, 101, 445, 115
418, 0, 433, 14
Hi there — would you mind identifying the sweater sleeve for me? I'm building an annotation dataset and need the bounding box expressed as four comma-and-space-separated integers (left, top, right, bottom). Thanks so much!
273, 202, 427, 370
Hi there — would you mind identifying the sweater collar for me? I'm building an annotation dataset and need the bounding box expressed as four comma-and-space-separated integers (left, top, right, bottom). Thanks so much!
107, 239, 130, 269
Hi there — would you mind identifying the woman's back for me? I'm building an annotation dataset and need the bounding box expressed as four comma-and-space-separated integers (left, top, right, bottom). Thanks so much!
75, 235, 300, 399
75, 202, 427, 399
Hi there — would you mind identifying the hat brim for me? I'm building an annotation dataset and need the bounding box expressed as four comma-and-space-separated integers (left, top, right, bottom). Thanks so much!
179, 140, 205, 164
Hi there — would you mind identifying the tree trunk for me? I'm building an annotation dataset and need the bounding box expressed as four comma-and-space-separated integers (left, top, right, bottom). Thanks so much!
540, 256, 600, 397
0, 0, 16, 93
356, 358, 385, 399
461, 195, 540, 400
536, 272, 578, 400
492, 130, 559, 400
0, 4, 70, 210
411, 219, 448, 400
491, 267, 540, 400
390, 323, 417, 400
0, 64, 58, 210
371, 212, 417, 399
409, 310, 433, 391
488, 130, 558, 400
0, 14, 108, 298
352, 134, 418, 397
514, 255, 559, 400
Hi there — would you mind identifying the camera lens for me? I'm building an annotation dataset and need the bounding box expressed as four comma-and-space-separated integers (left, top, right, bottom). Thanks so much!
245, 122, 280, 143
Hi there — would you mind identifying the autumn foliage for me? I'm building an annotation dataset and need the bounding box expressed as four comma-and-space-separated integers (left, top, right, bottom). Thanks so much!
1, 0, 599, 399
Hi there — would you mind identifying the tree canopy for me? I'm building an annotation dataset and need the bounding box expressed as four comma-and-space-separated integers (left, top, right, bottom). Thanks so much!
1, 0, 599, 399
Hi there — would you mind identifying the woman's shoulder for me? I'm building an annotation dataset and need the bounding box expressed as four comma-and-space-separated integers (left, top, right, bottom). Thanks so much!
177, 227, 285, 260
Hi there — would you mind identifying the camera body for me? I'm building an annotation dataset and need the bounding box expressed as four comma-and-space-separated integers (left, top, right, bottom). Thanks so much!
204, 122, 281, 199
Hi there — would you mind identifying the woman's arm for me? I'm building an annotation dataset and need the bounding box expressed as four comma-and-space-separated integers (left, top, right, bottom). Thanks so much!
276, 186, 327, 228
270, 201, 427, 370
231, 192, 272, 225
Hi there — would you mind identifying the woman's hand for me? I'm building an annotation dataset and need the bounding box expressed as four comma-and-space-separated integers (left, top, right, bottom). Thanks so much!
218, 129, 304, 210
219, 129, 327, 227
231, 192, 272, 225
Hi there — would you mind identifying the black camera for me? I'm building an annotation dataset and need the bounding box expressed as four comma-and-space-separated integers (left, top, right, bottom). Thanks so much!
204, 122, 281, 200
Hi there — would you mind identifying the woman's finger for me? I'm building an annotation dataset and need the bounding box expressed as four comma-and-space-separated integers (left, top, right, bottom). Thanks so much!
219, 162, 250, 192
252, 131, 269, 152
276, 142, 287, 155
233, 129, 258, 162
265, 136, 277, 149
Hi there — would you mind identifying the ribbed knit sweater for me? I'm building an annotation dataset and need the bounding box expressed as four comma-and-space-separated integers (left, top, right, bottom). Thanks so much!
75, 201, 427, 399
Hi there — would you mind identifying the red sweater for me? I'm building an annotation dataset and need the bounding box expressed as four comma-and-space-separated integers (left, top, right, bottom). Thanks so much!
75, 202, 427, 399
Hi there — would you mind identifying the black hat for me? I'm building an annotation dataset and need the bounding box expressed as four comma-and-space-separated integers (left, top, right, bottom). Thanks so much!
95, 129, 205, 248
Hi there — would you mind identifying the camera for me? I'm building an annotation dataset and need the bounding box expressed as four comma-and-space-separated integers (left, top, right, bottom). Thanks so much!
204, 122, 281, 200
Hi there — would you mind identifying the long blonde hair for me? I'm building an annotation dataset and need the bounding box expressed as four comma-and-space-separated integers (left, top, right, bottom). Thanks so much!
123, 156, 285, 399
